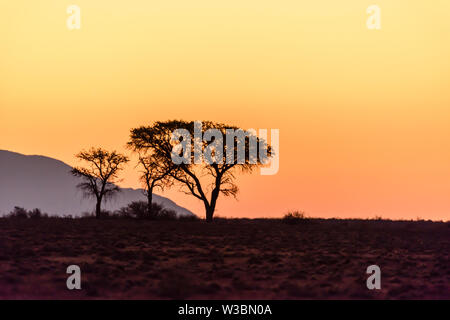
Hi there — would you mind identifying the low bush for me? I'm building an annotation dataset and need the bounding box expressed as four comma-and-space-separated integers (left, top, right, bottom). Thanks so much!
6, 206, 49, 219
282, 210, 308, 224
115, 201, 180, 221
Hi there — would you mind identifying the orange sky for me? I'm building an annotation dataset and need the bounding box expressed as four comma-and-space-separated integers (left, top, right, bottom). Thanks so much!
1, 1, 450, 220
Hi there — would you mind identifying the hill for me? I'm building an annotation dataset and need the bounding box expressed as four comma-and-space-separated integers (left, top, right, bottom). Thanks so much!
0, 150, 195, 217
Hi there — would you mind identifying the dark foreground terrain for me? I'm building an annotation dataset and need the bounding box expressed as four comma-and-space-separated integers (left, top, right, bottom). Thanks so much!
0, 218, 448, 299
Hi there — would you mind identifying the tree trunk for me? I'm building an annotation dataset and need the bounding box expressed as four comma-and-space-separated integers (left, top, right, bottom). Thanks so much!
205, 199, 217, 223
205, 186, 219, 223
95, 199, 102, 219
147, 191, 153, 218
205, 206, 214, 223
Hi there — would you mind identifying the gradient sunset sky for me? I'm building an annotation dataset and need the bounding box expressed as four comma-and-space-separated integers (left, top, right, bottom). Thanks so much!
1, 1, 450, 220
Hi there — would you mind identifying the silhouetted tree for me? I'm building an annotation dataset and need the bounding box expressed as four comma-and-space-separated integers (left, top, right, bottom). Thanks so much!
71, 148, 129, 219
128, 120, 271, 222
135, 152, 173, 218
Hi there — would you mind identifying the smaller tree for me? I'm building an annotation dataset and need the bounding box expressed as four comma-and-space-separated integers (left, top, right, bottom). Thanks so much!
71, 148, 129, 218
136, 153, 173, 218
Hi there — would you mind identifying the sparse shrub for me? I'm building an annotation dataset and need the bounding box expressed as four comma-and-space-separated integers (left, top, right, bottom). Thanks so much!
116, 201, 161, 219
28, 208, 42, 219
282, 210, 308, 224
156, 208, 177, 221
28, 208, 48, 219
7, 206, 28, 219
115, 201, 179, 220
6, 207, 48, 219
116, 201, 148, 219
149, 202, 165, 219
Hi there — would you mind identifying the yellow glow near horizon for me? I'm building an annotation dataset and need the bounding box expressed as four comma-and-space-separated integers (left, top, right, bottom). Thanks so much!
1, 1, 450, 220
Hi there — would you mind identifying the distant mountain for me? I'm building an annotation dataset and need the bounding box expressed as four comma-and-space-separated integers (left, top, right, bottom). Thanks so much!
0, 150, 196, 217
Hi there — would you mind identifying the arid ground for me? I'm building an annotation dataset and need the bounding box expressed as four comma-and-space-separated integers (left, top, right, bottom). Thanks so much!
0, 218, 448, 299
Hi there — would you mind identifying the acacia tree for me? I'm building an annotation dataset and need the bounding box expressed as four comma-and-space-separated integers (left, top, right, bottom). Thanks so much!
135, 152, 173, 217
128, 120, 271, 222
71, 147, 129, 218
